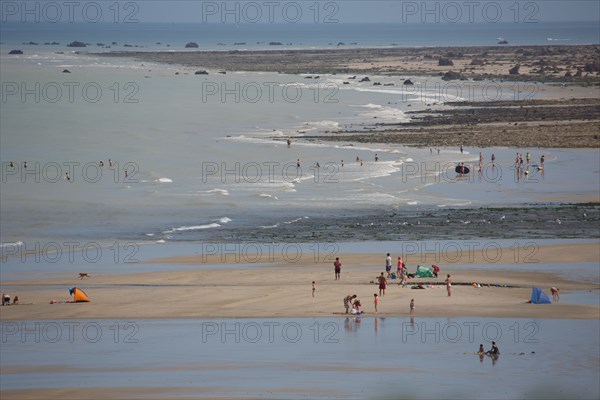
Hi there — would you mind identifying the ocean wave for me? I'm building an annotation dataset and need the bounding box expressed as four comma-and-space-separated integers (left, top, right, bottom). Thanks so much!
200, 189, 229, 196
163, 223, 221, 233
0, 241, 24, 248
155, 177, 173, 183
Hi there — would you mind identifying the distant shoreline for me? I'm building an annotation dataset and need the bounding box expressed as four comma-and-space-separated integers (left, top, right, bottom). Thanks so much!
97, 44, 600, 82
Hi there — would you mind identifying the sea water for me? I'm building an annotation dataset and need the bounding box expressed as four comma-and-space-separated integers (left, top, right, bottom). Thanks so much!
1, 45, 599, 245
1, 317, 598, 399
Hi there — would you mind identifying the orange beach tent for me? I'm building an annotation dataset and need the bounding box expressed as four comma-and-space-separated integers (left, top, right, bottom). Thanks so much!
69, 287, 90, 302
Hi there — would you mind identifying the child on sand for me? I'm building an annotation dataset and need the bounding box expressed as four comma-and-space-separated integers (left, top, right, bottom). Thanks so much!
352, 298, 362, 313
374, 294, 379, 313
410, 299, 415, 314
445, 274, 452, 297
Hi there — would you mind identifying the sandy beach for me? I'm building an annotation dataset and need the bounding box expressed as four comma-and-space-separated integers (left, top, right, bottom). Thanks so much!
2, 243, 598, 321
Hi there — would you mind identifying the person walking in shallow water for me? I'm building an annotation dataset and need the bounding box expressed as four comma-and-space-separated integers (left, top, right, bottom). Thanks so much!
445, 274, 452, 297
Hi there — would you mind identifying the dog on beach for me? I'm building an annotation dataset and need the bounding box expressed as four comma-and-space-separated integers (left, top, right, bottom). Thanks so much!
550, 287, 559, 302
78, 273, 91, 279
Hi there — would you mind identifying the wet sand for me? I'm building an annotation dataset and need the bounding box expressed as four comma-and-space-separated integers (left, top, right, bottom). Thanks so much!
1, 243, 598, 320
304, 98, 600, 148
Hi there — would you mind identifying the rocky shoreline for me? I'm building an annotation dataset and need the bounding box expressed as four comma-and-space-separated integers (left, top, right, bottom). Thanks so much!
303, 98, 600, 148
158, 204, 599, 243
97, 45, 600, 83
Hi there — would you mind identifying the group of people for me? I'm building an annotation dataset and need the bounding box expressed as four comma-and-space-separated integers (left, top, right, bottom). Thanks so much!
2, 293, 18, 306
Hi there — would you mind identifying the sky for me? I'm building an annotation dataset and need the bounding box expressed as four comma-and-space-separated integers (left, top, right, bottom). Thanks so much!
1, 0, 599, 24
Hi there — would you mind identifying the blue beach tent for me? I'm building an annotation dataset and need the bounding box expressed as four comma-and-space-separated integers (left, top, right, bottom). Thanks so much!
530, 287, 551, 304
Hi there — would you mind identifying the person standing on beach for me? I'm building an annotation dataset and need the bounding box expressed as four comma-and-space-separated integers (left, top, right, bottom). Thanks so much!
296, 159, 300, 168
526, 152, 531, 164
287, 137, 292, 147
479, 152, 483, 167
540, 155, 545, 167
397, 257, 403, 277
344, 294, 356, 314
375, 153, 379, 162
410, 299, 415, 314
491, 154, 496, 166
312, 281, 316, 297
334, 257, 342, 280
374, 293, 379, 313
445, 274, 452, 297
385, 253, 392, 277
378, 272, 387, 296
460, 145, 463, 154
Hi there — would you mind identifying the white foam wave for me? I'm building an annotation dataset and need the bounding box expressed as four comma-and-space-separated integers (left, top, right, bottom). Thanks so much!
155, 177, 173, 183
0, 241, 23, 248
200, 189, 229, 196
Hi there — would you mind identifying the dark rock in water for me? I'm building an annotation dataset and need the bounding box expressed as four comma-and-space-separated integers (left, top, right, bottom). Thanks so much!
564, 71, 572, 77
62, 69, 71, 73
269, 42, 283, 46
156, 42, 161, 45
234, 42, 246, 45
67, 41, 86, 47
8, 49, 23, 55
384, 83, 395, 86
112, 42, 118, 45
314, 76, 320, 79
497, 40, 509, 44
584, 62, 599, 73
23, 41, 38, 45
470, 59, 485, 66
175, 72, 180, 75
403, 79, 414, 85
195, 70, 209, 75
442, 71, 461, 81
218, 71, 226, 74
337, 42, 345, 46
305, 76, 313, 79
185, 42, 199, 48
343, 81, 350, 84
508, 64, 520, 75
348, 75, 356, 79
359, 77, 370, 82
124, 44, 133, 47
373, 82, 381, 86
96, 43, 105, 47
438, 57, 454, 66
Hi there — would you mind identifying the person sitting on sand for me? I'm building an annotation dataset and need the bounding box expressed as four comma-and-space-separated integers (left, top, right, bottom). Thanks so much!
12, 295, 19, 305
2, 293, 10, 306
478, 344, 485, 354
486, 341, 500, 355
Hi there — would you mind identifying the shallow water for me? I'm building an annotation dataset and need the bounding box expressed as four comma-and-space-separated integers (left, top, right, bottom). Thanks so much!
1, 317, 598, 399
1, 49, 599, 245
